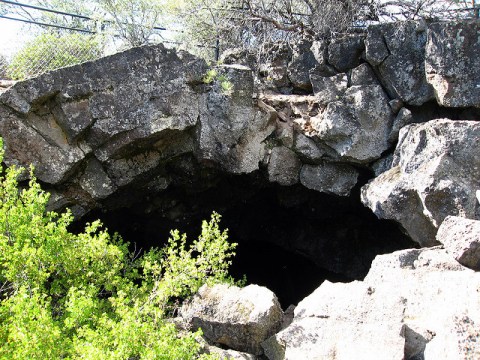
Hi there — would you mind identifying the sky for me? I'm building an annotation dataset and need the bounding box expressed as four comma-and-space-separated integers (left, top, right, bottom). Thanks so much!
0, 14, 40, 59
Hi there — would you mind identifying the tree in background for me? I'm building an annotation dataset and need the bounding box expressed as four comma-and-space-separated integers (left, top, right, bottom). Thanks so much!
167, 0, 477, 60
2, 0, 169, 48
7, 31, 103, 79
97, 0, 167, 47
2, 0, 477, 67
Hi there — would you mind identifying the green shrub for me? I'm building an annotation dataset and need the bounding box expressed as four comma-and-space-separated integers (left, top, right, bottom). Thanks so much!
0, 138, 238, 359
203, 68, 234, 96
7, 32, 103, 80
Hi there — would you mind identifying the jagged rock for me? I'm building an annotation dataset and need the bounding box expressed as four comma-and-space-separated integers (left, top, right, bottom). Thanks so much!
180, 284, 283, 355
206, 345, 258, 360
350, 63, 378, 86
220, 48, 257, 69
310, 73, 347, 105
78, 157, 116, 199
365, 21, 434, 106
262, 247, 480, 360
0, 45, 207, 188
327, 34, 364, 72
362, 119, 480, 246
0, 45, 281, 214
371, 153, 393, 177
257, 43, 292, 90
311, 84, 394, 163
0, 108, 87, 184
364, 25, 389, 66
388, 99, 404, 114
267, 146, 301, 186
310, 40, 337, 76
299, 163, 359, 196
293, 133, 328, 163
437, 216, 480, 271
197, 64, 275, 174
425, 21, 480, 108
287, 40, 318, 90
388, 107, 413, 144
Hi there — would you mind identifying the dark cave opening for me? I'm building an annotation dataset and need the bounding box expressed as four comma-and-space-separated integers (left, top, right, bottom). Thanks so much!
73, 172, 417, 308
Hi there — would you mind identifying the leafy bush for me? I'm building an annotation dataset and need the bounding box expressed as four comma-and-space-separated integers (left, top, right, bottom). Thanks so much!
7, 32, 103, 80
0, 138, 238, 359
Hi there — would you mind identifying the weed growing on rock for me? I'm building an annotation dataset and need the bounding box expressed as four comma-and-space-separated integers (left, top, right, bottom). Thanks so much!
203, 68, 234, 96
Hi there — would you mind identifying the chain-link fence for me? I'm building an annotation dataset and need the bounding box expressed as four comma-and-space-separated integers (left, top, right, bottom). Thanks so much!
0, 54, 8, 79
4, 31, 104, 80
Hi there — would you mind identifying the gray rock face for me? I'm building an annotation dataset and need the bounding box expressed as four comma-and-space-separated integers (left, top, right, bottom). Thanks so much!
220, 48, 257, 69
263, 247, 480, 360
206, 346, 258, 360
350, 63, 378, 86
197, 65, 275, 174
426, 21, 480, 108
371, 153, 393, 177
366, 21, 434, 106
300, 163, 359, 196
293, 133, 326, 163
180, 284, 283, 355
364, 25, 389, 66
362, 119, 480, 246
310, 73, 347, 105
437, 216, 480, 271
310, 40, 337, 76
0, 110, 86, 184
0, 45, 206, 189
257, 43, 292, 90
0, 45, 282, 213
389, 107, 413, 144
287, 40, 318, 90
267, 146, 301, 186
327, 35, 364, 72
311, 84, 394, 163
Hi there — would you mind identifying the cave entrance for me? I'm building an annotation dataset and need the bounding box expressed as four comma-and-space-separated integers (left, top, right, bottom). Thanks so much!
74, 172, 416, 308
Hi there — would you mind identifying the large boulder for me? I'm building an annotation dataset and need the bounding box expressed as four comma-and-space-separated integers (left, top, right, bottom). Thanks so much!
287, 40, 318, 90
180, 284, 283, 355
310, 73, 347, 105
437, 216, 480, 271
206, 345, 258, 360
310, 40, 337, 77
365, 21, 434, 106
257, 43, 292, 91
267, 146, 301, 186
0, 45, 207, 188
327, 34, 364, 72
350, 63, 378, 87
361, 119, 480, 246
300, 163, 359, 196
311, 84, 394, 163
425, 21, 480, 108
263, 247, 480, 360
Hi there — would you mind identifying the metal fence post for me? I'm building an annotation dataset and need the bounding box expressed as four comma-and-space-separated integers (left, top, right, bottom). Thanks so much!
215, 36, 220, 62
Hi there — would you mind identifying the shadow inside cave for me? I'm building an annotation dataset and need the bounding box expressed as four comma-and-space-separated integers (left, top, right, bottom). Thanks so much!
71, 172, 417, 308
